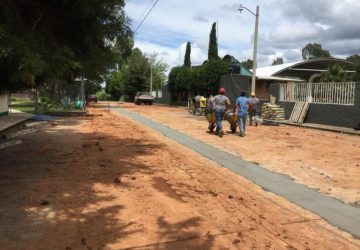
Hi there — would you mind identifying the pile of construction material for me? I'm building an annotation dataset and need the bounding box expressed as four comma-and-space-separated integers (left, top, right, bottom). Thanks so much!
261, 103, 285, 121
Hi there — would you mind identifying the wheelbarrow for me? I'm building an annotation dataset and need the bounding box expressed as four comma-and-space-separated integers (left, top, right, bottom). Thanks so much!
225, 110, 238, 133
205, 111, 217, 133
194, 96, 208, 116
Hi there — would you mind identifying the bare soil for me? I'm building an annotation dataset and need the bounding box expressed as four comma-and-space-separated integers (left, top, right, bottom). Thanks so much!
120, 102, 360, 204
0, 104, 359, 249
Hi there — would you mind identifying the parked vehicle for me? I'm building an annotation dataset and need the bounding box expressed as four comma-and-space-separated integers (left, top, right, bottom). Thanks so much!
134, 92, 154, 105
87, 94, 97, 103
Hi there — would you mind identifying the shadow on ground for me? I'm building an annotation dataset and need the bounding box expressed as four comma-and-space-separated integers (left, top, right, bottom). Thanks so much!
0, 114, 215, 249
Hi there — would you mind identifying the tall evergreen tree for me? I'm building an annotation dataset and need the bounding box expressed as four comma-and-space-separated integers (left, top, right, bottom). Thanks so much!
184, 42, 191, 67
208, 22, 218, 61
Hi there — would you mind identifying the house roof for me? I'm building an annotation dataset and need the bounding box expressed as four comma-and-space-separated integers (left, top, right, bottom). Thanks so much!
223, 55, 252, 77
257, 76, 303, 82
256, 58, 356, 81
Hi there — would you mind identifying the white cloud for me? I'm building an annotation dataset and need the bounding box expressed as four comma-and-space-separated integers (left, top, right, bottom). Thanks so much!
125, 0, 360, 68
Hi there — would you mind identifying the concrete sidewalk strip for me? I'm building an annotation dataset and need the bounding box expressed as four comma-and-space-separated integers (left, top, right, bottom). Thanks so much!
0, 113, 33, 132
113, 107, 360, 239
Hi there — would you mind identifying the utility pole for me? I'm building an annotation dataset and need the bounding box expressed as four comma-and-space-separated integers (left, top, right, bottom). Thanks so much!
252, 6, 259, 95
150, 64, 153, 95
81, 75, 85, 111
239, 4, 259, 95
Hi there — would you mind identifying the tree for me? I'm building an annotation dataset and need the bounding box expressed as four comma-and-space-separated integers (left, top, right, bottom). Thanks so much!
202, 59, 228, 94
119, 48, 150, 100
302, 43, 331, 60
272, 57, 283, 65
321, 64, 348, 82
105, 48, 168, 101
106, 70, 125, 100
184, 42, 191, 67
0, 0, 133, 92
240, 59, 253, 69
147, 53, 169, 90
208, 22, 219, 61
168, 66, 182, 93
346, 54, 360, 81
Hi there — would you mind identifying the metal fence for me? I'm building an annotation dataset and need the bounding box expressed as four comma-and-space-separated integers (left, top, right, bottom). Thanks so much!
9, 79, 85, 114
279, 82, 356, 105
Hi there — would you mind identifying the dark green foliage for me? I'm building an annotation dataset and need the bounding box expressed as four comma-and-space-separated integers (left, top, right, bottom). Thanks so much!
168, 66, 182, 93
208, 22, 218, 61
346, 54, 360, 81
147, 52, 169, 90
272, 57, 283, 65
168, 22, 227, 97
121, 48, 150, 100
105, 49, 168, 101
96, 90, 111, 101
302, 43, 331, 60
106, 70, 124, 100
321, 64, 348, 82
184, 42, 191, 67
0, 0, 133, 92
168, 59, 227, 96
240, 59, 253, 69
202, 59, 228, 94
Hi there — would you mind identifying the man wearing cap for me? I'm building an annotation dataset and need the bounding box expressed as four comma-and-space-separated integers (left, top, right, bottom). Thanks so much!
213, 87, 230, 137
248, 92, 260, 126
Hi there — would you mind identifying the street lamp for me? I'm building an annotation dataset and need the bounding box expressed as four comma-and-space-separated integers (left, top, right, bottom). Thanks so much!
239, 4, 259, 95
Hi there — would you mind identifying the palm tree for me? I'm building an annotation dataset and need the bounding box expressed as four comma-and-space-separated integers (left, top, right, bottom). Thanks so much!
321, 64, 348, 82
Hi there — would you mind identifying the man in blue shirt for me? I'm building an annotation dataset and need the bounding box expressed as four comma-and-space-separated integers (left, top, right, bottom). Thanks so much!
235, 92, 249, 137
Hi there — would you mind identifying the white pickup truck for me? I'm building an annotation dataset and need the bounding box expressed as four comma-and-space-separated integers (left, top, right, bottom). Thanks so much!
134, 92, 154, 105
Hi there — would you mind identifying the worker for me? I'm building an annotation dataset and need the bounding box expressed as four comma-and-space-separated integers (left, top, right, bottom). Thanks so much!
207, 95, 214, 113
213, 87, 230, 137
193, 95, 201, 115
206, 95, 216, 132
248, 92, 260, 126
235, 92, 249, 137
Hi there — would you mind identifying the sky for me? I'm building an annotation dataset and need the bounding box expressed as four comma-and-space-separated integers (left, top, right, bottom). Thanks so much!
125, 0, 360, 69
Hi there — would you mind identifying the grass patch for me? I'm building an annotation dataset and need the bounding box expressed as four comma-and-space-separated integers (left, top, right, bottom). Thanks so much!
10, 101, 36, 114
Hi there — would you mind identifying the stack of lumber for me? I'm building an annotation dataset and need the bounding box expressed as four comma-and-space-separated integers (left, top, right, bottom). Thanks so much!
289, 102, 309, 123
261, 103, 285, 121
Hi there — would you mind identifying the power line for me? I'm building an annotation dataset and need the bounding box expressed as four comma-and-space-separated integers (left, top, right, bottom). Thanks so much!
134, 0, 160, 33
134, 0, 155, 29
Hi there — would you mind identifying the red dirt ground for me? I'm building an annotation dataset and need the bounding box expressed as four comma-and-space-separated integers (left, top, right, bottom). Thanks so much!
120, 102, 360, 204
0, 104, 359, 249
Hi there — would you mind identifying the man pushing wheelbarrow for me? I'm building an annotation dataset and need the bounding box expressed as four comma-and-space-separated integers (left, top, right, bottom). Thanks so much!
225, 107, 238, 133
207, 88, 230, 137
206, 95, 216, 132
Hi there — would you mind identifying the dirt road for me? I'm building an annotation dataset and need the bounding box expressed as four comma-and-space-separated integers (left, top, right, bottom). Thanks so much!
0, 106, 359, 249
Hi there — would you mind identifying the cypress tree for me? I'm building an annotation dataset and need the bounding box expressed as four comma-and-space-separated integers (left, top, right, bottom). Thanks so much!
184, 42, 191, 67
208, 22, 218, 61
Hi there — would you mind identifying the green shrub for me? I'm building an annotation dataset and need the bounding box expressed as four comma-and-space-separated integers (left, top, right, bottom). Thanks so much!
96, 90, 111, 101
